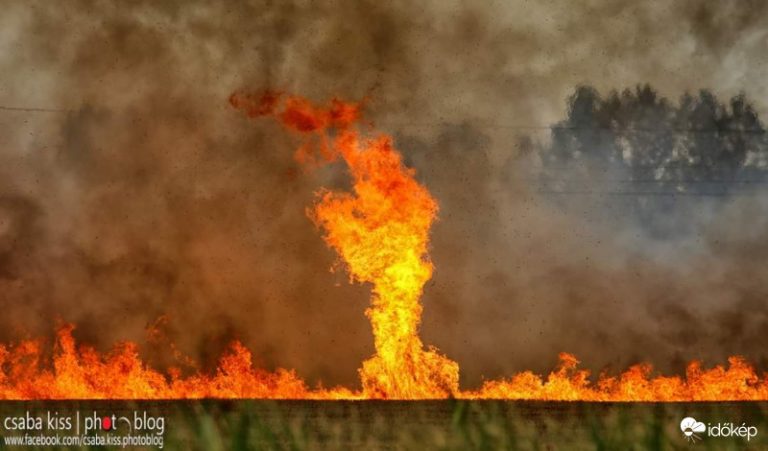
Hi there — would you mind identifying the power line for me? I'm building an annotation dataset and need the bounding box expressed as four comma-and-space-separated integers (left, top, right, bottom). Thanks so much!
382, 122, 767, 134
534, 190, 756, 197
530, 179, 768, 184
1, 106, 766, 135
0, 105, 70, 113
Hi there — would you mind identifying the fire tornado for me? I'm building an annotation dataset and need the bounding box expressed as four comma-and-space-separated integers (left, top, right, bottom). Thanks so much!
230, 91, 459, 399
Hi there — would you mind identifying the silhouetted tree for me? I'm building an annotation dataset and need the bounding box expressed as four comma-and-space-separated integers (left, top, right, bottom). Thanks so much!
536, 85, 768, 237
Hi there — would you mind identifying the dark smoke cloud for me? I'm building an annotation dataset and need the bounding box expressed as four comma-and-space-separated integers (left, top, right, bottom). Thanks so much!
686, 0, 768, 55
0, 0, 766, 388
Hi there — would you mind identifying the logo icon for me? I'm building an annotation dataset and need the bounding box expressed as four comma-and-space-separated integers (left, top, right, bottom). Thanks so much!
680, 417, 706, 443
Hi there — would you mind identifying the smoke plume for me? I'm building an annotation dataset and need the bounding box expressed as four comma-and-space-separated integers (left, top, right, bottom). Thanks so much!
0, 0, 766, 387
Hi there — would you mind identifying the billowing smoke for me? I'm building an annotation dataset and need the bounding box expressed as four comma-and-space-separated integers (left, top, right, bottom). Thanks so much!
416, 85, 768, 386
0, 0, 766, 388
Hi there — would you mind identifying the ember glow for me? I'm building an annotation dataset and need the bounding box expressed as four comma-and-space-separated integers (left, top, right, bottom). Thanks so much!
0, 92, 766, 401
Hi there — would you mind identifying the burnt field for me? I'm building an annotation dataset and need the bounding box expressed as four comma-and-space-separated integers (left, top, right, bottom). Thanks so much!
0, 400, 766, 450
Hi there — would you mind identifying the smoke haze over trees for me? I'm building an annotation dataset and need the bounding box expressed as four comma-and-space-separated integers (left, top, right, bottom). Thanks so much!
532, 85, 768, 237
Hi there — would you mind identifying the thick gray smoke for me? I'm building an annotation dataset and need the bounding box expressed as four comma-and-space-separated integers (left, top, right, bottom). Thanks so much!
0, 0, 766, 388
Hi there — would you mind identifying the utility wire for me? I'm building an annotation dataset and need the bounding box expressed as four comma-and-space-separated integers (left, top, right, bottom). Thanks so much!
1, 105, 765, 134
0, 105, 70, 113
379, 121, 767, 134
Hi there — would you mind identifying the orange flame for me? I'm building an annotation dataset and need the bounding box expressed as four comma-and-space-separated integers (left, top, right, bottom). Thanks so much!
1, 327, 766, 400
0, 325, 354, 400
231, 91, 459, 399
0, 92, 765, 401
464, 352, 768, 401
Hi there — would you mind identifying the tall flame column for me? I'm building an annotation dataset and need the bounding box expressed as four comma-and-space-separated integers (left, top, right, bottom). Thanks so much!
231, 93, 459, 398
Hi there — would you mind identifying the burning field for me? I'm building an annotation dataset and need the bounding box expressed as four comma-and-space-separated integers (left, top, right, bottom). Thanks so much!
2, 0, 768, 449
1, 92, 768, 405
